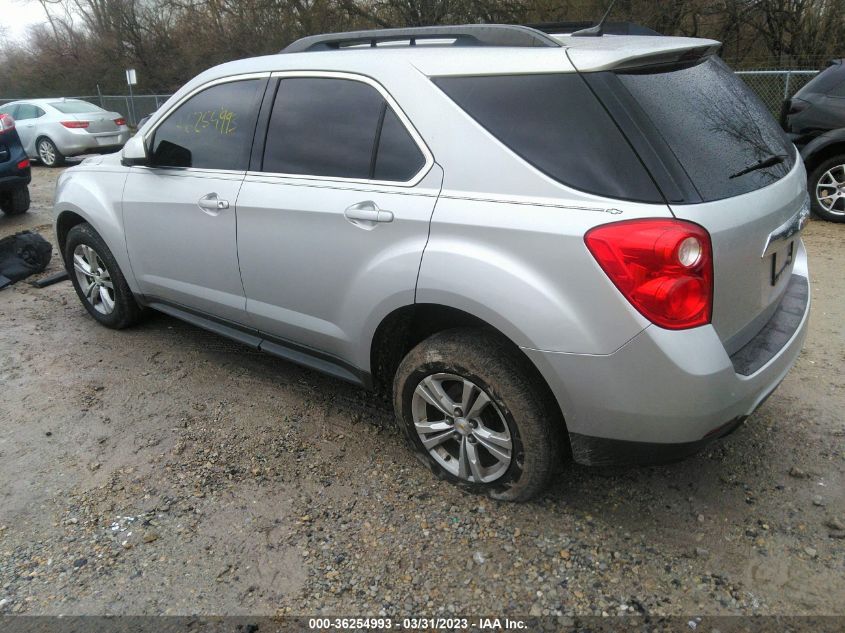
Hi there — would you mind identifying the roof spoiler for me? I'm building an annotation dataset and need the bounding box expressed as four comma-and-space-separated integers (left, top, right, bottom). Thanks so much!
526, 21, 661, 37
283, 25, 561, 54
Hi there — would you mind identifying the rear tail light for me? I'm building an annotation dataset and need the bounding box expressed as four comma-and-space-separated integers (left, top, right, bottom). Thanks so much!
17, 159, 30, 170
61, 120, 89, 129
114, 118, 127, 126
0, 113, 15, 132
585, 218, 713, 330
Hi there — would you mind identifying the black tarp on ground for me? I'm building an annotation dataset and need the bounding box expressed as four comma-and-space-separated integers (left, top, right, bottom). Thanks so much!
0, 231, 52, 289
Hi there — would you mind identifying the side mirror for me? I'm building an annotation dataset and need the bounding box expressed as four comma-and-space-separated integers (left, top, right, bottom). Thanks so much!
121, 134, 149, 167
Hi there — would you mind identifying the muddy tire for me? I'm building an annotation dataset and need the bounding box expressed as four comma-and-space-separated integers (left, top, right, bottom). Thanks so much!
65, 223, 142, 329
394, 328, 563, 502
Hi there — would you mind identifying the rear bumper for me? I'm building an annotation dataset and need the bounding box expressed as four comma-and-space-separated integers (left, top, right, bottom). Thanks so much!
0, 170, 31, 190
524, 253, 810, 467
51, 128, 130, 157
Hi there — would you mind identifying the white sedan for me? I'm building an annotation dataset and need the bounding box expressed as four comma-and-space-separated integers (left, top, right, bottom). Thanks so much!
0, 99, 130, 167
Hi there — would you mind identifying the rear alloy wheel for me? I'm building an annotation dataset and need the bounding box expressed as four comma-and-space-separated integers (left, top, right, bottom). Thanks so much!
37, 137, 64, 167
65, 223, 142, 329
0, 186, 30, 216
809, 156, 845, 223
394, 328, 563, 502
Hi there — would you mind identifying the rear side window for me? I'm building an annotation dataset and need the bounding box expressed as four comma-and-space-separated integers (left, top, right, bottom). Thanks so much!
151, 79, 263, 170
618, 58, 795, 201
16, 104, 45, 120
433, 73, 663, 203
263, 77, 426, 182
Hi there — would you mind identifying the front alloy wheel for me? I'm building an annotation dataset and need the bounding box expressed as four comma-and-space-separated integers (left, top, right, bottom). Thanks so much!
64, 222, 142, 329
809, 156, 845, 223
72, 244, 115, 315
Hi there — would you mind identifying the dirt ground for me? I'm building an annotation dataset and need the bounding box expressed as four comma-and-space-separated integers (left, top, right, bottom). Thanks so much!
0, 166, 842, 618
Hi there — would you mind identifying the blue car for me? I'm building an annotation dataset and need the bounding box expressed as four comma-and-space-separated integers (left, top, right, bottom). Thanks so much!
0, 113, 31, 216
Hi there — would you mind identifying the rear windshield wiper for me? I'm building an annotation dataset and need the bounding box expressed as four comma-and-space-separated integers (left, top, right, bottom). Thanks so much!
729, 154, 788, 179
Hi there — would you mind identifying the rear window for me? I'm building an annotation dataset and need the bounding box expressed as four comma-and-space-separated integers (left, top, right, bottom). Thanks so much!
49, 100, 103, 114
433, 73, 663, 203
617, 58, 795, 202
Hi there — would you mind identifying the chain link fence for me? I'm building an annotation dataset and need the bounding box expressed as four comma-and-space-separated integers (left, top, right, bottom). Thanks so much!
735, 70, 819, 117
0, 69, 823, 127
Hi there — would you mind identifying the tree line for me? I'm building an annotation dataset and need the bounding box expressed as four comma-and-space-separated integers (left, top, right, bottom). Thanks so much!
1, 0, 843, 97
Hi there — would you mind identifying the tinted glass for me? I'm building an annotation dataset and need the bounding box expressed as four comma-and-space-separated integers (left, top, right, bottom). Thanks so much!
0, 104, 17, 117
374, 108, 425, 181
152, 79, 263, 170
50, 100, 103, 114
618, 58, 794, 201
434, 74, 662, 202
795, 62, 844, 97
829, 79, 845, 97
264, 78, 384, 179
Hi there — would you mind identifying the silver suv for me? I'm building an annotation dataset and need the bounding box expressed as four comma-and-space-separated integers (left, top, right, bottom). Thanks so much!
53, 25, 811, 501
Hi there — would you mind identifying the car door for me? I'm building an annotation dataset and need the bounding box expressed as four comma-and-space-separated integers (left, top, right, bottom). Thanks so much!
236, 73, 441, 367
123, 75, 268, 324
12, 103, 45, 156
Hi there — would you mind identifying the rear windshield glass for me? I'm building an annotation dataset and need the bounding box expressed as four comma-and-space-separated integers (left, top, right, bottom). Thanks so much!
49, 100, 103, 114
617, 58, 794, 202
433, 73, 663, 203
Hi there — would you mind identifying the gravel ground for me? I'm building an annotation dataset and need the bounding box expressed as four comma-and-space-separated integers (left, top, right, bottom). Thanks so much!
0, 166, 842, 618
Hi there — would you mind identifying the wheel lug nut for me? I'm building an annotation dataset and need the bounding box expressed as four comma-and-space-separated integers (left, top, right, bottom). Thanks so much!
454, 408, 463, 417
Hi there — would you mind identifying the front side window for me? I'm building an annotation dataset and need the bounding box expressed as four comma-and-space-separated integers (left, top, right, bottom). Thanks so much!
263, 77, 425, 182
151, 79, 264, 170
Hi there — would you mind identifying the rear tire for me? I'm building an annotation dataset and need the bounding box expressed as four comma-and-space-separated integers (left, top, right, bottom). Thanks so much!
37, 137, 64, 167
65, 223, 142, 329
808, 155, 845, 223
394, 328, 563, 502
0, 186, 30, 216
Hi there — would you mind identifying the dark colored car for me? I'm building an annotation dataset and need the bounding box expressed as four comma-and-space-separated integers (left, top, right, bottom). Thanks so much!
0, 113, 31, 216
782, 59, 845, 222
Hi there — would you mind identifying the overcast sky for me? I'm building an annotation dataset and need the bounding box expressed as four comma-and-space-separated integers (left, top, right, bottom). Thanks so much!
0, 0, 48, 43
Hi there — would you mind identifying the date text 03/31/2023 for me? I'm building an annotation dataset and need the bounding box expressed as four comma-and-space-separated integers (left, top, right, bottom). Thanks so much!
308, 617, 528, 630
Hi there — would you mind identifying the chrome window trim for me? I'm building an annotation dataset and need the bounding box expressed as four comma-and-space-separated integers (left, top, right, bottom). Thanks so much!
246, 70, 434, 188
139, 72, 272, 175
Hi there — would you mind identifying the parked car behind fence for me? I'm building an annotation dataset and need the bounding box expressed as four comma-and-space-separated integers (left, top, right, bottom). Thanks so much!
0, 99, 130, 167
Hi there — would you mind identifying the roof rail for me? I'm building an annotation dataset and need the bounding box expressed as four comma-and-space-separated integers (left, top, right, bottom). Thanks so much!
282, 24, 561, 54
526, 21, 661, 36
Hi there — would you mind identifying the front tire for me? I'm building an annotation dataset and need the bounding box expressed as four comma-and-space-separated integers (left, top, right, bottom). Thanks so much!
809, 155, 845, 223
394, 328, 563, 502
65, 223, 142, 329
37, 137, 64, 167
0, 186, 30, 215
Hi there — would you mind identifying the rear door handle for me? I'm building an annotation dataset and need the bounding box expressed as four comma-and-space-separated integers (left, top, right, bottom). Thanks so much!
197, 193, 229, 215
344, 201, 393, 225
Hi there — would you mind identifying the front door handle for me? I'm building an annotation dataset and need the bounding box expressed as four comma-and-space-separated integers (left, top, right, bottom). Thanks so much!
344, 201, 394, 225
197, 193, 229, 215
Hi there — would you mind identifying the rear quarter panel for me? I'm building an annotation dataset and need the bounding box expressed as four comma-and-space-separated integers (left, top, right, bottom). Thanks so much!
417, 193, 668, 355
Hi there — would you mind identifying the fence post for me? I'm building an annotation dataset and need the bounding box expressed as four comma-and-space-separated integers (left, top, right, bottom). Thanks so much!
784, 70, 792, 101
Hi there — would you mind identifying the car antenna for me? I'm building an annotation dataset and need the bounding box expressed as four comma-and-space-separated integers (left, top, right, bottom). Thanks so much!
571, 0, 618, 37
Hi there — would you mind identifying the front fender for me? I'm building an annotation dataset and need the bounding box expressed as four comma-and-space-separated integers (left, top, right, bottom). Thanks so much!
53, 164, 137, 291
800, 127, 845, 162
